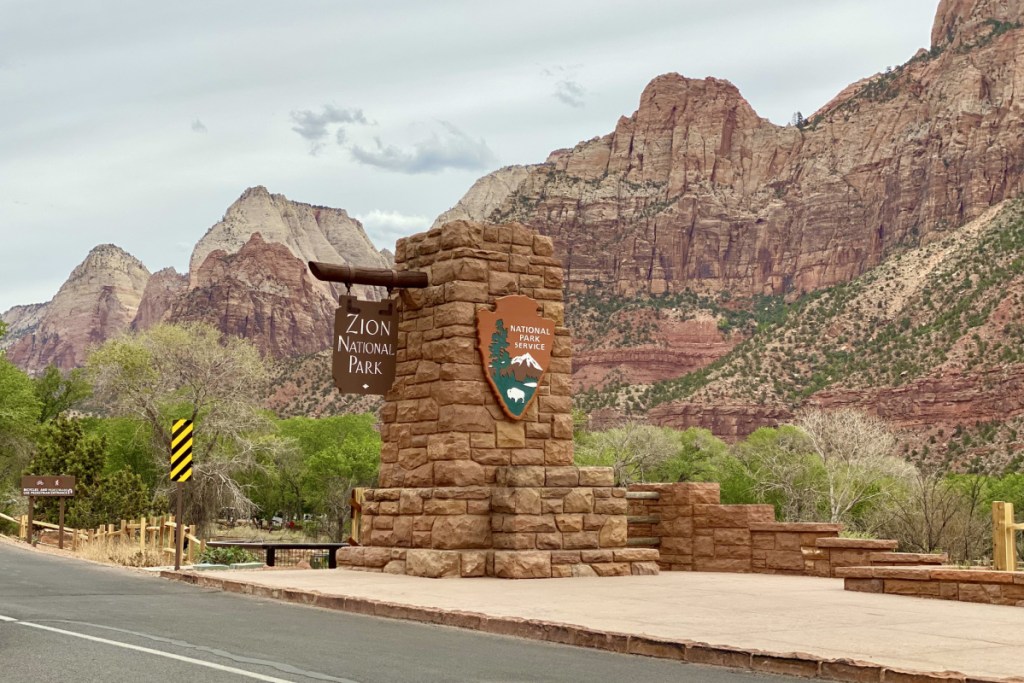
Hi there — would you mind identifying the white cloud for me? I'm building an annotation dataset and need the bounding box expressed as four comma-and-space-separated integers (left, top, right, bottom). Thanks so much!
553, 79, 586, 108
355, 209, 431, 248
349, 121, 497, 175
290, 105, 368, 155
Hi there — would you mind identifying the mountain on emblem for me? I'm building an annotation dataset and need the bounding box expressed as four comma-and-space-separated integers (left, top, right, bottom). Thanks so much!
511, 353, 542, 370
477, 295, 556, 419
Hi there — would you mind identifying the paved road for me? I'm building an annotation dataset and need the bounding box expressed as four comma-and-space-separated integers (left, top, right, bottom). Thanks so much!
0, 542, 805, 682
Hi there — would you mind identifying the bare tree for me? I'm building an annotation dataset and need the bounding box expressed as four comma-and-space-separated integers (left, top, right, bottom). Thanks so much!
88, 323, 276, 533
574, 423, 678, 485
797, 409, 915, 524
872, 471, 989, 563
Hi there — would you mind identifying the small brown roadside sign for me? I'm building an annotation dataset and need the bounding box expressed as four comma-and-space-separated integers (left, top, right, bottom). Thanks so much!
332, 295, 398, 395
21, 475, 76, 497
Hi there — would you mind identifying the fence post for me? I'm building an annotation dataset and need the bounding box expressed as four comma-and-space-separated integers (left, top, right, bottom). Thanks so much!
139, 516, 146, 554
993, 501, 1017, 571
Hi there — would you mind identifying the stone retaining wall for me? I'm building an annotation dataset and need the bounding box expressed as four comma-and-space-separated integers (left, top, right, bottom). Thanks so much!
627, 483, 945, 577
839, 565, 1024, 606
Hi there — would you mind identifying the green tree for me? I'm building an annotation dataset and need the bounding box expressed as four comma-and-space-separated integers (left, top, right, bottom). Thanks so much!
733, 425, 823, 520
282, 414, 380, 540
34, 365, 92, 423
28, 418, 105, 528
90, 469, 151, 524
88, 323, 275, 534
83, 417, 160, 491
0, 355, 40, 500
649, 428, 730, 483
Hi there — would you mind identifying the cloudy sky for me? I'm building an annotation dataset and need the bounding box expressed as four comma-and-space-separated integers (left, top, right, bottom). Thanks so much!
0, 0, 939, 313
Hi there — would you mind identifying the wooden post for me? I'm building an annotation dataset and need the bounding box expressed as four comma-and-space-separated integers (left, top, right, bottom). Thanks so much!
120, 519, 127, 540
19, 514, 26, 542
993, 501, 1016, 571
139, 516, 147, 554
58, 498, 66, 550
26, 496, 34, 545
174, 481, 184, 570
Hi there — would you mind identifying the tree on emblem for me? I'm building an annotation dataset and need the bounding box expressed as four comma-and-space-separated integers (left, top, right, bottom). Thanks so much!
489, 320, 511, 373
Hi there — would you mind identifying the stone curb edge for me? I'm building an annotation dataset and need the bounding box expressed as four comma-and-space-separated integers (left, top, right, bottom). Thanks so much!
160, 571, 1022, 683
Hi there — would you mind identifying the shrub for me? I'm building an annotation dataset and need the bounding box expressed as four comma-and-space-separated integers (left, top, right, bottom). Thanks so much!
199, 545, 260, 565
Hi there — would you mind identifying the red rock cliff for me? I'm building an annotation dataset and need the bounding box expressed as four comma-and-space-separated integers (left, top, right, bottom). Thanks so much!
445, 0, 1024, 299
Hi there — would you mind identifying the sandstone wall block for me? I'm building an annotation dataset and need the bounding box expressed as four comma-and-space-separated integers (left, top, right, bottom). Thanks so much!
493, 550, 552, 579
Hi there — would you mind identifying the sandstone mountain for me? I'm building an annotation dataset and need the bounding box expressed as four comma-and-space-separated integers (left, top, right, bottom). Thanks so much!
169, 233, 336, 358
131, 267, 188, 330
1, 245, 150, 374
190, 185, 388, 302
1, 188, 391, 378
444, 0, 1024, 300
617, 198, 1024, 471
434, 0, 1024, 442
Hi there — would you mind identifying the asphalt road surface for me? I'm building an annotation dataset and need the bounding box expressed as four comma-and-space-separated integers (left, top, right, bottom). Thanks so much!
0, 541, 807, 682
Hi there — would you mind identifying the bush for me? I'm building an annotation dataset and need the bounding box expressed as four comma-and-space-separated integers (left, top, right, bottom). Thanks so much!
198, 545, 260, 565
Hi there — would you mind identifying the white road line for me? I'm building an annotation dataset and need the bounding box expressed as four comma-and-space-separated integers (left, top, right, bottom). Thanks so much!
0, 614, 295, 682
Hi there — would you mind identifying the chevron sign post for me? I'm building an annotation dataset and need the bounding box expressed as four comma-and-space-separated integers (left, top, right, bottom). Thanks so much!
170, 419, 193, 570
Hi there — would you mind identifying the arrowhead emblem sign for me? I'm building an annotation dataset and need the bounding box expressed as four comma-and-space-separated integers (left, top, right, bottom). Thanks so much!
477, 295, 555, 420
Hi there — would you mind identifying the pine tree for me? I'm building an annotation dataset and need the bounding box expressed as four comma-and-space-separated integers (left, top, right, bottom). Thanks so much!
490, 320, 511, 369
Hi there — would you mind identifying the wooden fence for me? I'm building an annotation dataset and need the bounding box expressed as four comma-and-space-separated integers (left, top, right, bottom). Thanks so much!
0, 512, 206, 564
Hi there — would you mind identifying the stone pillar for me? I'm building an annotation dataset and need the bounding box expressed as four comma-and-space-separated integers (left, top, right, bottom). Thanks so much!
337, 220, 659, 578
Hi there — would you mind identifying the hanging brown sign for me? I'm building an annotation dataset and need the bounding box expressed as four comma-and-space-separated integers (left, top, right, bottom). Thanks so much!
333, 295, 398, 395
21, 475, 76, 497
477, 295, 555, 420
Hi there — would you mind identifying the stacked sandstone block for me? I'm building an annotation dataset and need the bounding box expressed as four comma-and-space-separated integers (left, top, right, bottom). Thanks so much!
627, 483, 946, 577
627, 483, 775, 572
840, 566, 1024, 606
625, 483, 717, 570
812, 537, 898, 577
750, 523, 841, 575
336, 220, 658, 578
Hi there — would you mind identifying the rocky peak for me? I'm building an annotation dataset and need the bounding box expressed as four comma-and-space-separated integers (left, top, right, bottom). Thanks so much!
932, 0, 1024, 49
191, 186, 390, 301
4, 244, 151, 373
170, 232, 337, 358
67, 244, 149, 287
430, 165, 533, 229
131, 267, 187, 331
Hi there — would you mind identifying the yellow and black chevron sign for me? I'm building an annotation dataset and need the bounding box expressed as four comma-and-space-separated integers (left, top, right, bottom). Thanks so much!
170, 419, 193, 482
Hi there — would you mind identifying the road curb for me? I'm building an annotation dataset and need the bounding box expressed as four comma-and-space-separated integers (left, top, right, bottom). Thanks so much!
160, 570, 1021, 683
